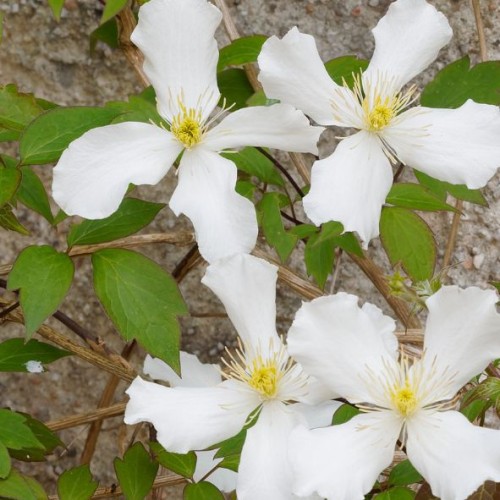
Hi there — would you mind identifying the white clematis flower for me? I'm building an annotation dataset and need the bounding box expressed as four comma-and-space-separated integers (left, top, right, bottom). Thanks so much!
286, 287, 500, 500
52, 0, 323, 263
125, 254, 338, 499
258, 0, 500, 246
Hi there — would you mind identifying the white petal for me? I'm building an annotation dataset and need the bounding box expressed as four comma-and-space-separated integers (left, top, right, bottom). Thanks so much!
361, 302, 398, 359
204, 103, 323, 154
292, 400, 342, 429
237, 401, 301, 500
258, 27, 354, 127
143, 352, 221, 388
303, 131, 393, 247
124, 377, 258, 453
170, 148, 258, 263
364, 0, 452, 93
52, 122, 181, 219
202, 254, 280, 349
131, 0, 221, 121
290, 411, 401, 500
422, 286, 500, 396
406, 411, 500, 500
194, 450, 237, 493
287, 293, 398, 404
384, 101, 500, 188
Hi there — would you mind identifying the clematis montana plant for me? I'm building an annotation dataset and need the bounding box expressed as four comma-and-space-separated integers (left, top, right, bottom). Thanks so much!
52, 0, 322, 263
286, 286, 500, 500
258, 0, 500, 246
125, 254, 339, 499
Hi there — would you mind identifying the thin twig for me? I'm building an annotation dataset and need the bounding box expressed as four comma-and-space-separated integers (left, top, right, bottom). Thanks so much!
46, 402, 127, 432
257, 147, 305, 197
288, 152, 312, 185
0, 263, 11, 276
472, 0, 488, 61
69, 231, 195, 257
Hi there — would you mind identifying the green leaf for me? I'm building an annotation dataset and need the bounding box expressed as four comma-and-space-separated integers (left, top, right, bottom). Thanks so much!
16, 167, 54, 223
222, 147, 284, 186
304, 232, 335, 289
388, 460, 423, 487
0, 338, 70, 372
288, 223, 317, 239
414, 170, 487, 207
213, 429, 246, 459
0, 410, 43, 451
107, 86, 163, 125
8, 245, 74, 338
67, 198, 164, 247
150, 442, 196, 479
57, 465, 98, 500
235, 180, 256, 200
47, 0, 64, 20
324, 56, 368, 87
217, 453, 240, 473
0, 469, 47, 500
380, 207, 436, 282
258, 192, 298, 262
0, 85, 43, 132
246, 90, 279, 107
184, 482, 225, 500
331, 403, 361, 425
92, 249, 187, 372
386, 183, 457, 212
332, 232, 363, 257
374, 486, 416, 500
461, 399, 491, 423
421, 57, 500, 108
90, 18, 119, 54
0, 205, 29, 235
20, 106, 122, 165
217, 69, 254, 110
217, 35, 267, 71
114, 442, 158, 500
9, 413, 63, 462
101, 0, 128, 24
0, 168, 21, 207
0, 443, 10, 479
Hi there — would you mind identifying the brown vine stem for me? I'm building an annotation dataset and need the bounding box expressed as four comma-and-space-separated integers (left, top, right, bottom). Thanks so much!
443, 0, 488, 270
0, 298, 136, 382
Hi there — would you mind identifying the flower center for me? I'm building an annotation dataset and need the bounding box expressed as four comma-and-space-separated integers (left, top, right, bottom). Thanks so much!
221, 338, 308, 402
366, 101, 395, 131
390, 381, 418, 417
171, 106, 203, 148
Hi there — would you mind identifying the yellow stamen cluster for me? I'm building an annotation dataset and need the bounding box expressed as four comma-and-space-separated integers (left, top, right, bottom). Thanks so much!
171, 105, 203, 148
366, 99, 395, 131
248, 359, 279, 398
391, 381, 418, 417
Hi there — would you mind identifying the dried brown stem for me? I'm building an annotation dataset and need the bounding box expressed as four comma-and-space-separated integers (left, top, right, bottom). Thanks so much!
0, 264, 11, 276
0, 300, 136, 382
46, 402, 127, 432
472, 0, 488, 61
116, 7, 149, 87
69, 231, 195, 257
348, 253, 421, 329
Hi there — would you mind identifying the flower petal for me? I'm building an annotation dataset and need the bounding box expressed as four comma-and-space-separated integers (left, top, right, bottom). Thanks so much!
143, 352, 221, 388
52, 122, 181, 219
170, 148, 258, 263
125, 377, 258, 453
364, 0, 452, 94
258, 27, 355, 127
292, 400, 342, 429
194, 450, 237, 493
204, 103, 323, 153
406, 410, 500, 500
290, 411, 401, 500
422, 286, 500, 396
384, 101, 500, 188
202, 254, 280, 349
237, 401, 302, 500
131, 0, 221, 121
303, 131, 393, 247
287, 292, 398, 404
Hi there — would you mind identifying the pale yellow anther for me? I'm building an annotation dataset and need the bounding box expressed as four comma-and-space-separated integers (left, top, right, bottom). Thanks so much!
367, 103, 394, 131
391, 381, 418, 417
248, 362, 279, 398
171, 105, 203, 148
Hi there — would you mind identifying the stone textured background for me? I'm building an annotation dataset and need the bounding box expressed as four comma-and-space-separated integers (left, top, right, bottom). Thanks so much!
0, 0, 498, 494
